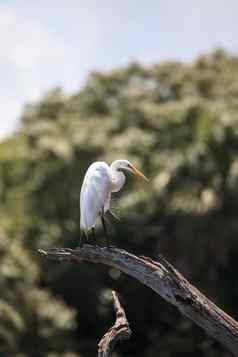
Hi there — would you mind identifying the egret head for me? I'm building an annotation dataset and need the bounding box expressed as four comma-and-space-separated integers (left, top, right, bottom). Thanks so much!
111, 160, 149, 181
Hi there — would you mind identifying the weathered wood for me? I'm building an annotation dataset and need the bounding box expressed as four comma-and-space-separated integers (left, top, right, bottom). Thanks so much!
98, 290, 131, 357
38, 245, 238, 356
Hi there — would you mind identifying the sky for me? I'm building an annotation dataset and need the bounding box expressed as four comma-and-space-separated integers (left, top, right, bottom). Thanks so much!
1, 0, 238, 139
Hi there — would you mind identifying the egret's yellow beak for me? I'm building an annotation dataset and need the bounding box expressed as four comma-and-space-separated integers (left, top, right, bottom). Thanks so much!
129, 164, 149, 182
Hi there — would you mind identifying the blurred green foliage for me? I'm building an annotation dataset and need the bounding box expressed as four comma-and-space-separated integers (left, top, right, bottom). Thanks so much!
1, 49, 238, 356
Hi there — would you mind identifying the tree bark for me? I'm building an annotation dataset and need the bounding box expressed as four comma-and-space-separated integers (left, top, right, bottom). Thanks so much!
38, 245, 238, 356
98, 290, 131, 357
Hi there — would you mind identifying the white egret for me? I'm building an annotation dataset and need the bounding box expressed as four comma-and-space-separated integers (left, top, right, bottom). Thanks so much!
80, 159, 148, 247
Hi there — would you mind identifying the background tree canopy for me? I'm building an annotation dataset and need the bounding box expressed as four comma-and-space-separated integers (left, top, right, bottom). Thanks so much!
1, 49, 238, 356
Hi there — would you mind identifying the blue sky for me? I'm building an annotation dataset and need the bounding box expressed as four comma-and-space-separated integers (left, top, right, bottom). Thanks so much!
1, 0, 238, 138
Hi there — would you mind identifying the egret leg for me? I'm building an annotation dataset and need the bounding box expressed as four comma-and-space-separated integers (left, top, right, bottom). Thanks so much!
91, 227, 97, 246
79, 230, 85, 247
80, 230, 89, 247
101, 211, 110, 248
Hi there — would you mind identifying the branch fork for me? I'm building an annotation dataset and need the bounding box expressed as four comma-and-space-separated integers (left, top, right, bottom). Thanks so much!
98, 290, 131, 357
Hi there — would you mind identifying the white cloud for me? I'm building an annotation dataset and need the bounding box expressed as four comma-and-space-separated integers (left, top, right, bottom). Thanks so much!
0, 3, 90, 138
0, 4, 66, 69
0, 4, 70, 138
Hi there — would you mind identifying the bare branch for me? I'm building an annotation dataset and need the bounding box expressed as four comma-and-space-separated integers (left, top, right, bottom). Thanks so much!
98, 290, 131, 357
38, 245, 238, 356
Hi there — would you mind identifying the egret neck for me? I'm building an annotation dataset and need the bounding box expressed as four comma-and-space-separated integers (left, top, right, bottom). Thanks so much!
110, 161, 126, 193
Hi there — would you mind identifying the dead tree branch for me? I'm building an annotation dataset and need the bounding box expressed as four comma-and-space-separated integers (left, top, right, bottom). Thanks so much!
39, 245, 238, 356
98, 290, 131, 357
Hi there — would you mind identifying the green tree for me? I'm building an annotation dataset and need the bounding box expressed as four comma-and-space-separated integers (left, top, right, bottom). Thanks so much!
1, 49, 238, 356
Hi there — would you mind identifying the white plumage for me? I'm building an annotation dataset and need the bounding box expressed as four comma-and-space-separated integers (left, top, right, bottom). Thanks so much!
80, 162, 111, 231
80, 159, 148, 236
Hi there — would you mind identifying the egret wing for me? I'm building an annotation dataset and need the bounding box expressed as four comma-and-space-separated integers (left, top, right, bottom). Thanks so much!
80, 166, 111, 231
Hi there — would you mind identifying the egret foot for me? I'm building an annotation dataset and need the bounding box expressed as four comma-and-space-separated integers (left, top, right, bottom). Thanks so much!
107, 244, 117, 250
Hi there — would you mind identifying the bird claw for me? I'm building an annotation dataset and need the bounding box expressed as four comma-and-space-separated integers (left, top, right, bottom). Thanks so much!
106, 244, 117, 249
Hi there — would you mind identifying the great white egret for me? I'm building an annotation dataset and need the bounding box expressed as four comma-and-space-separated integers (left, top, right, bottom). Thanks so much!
80, 159, 148, 247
